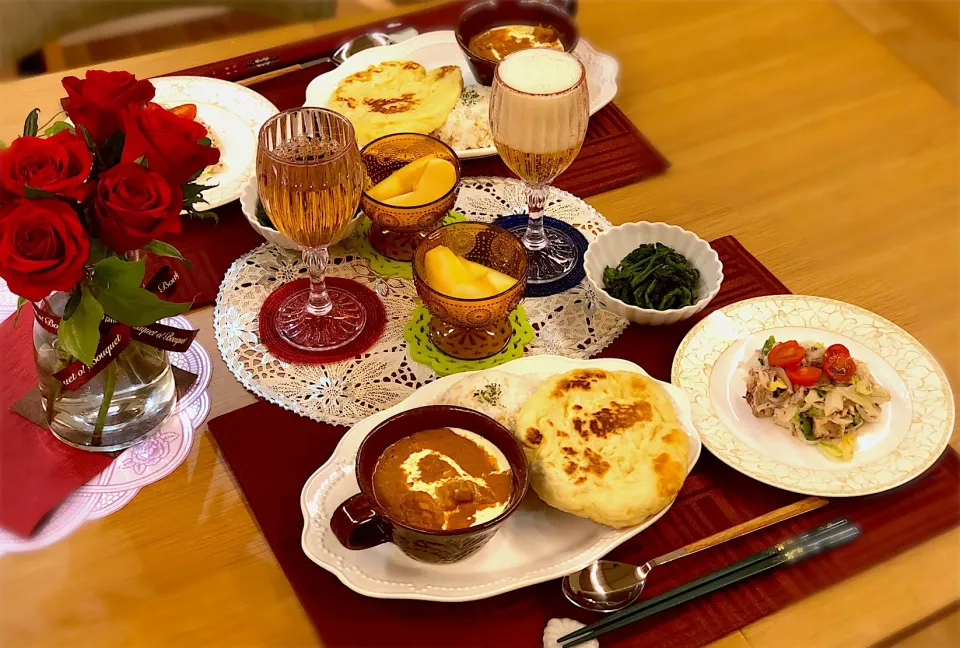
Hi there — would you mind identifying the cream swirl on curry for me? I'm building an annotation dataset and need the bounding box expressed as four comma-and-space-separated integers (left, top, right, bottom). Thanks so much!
372, 428, 513, 531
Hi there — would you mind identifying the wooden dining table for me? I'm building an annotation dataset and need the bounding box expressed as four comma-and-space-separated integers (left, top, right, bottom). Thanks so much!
0, 0, 957, 646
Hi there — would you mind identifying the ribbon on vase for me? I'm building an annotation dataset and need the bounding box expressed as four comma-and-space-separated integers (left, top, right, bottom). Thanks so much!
33, 266, 199, 392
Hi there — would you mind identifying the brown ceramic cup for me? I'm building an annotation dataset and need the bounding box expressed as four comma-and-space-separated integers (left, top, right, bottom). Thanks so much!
330, 405, 529, 564
456, 0, 580, 86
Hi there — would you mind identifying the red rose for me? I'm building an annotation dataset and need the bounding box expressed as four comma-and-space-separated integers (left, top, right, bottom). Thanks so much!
121, 103, 220, 187
0, 132, 93, 201
94, 163, 184, 253
0, 199, 89, 301
61, 70, 155, 144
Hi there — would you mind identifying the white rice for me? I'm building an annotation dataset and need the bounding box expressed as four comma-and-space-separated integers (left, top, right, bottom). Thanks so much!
435, 370, 538, 432
433, 85, 493, 151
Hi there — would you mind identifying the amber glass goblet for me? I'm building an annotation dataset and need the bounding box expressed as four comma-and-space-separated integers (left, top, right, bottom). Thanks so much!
257, 108, 366, 351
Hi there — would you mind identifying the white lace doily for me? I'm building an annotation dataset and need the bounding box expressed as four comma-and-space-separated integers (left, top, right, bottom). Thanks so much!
214, 177, 626, 426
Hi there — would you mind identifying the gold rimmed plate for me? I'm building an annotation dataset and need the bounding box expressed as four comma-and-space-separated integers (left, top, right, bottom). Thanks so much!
151, 76, 278, 210
672, 295, 954, 497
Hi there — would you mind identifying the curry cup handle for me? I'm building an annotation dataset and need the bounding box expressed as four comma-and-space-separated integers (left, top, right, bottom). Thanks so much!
330, 493, 391, 550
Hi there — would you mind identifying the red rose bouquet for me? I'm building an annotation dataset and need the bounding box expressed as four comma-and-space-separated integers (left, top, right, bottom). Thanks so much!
0, 70, 220, 445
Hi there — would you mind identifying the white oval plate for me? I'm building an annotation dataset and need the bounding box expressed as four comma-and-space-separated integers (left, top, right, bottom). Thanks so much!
151, 76, 278, 210
672, 295, 954, 497
300, 355, 701, 602
303, 30, 619, 160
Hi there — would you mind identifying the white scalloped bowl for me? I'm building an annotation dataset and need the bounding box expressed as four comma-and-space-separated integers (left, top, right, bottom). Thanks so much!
240, 177, 362, 251
584, 222, 723, 326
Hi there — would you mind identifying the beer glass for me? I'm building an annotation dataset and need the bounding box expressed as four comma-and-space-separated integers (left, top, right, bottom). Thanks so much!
489, 49, 589, 284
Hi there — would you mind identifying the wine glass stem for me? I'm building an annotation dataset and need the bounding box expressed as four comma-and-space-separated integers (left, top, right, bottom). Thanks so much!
522, 183, 550, 251
303, 247, 333, 317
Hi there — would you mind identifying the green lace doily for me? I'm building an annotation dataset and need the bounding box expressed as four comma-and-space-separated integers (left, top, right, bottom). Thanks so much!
403, 305, 535, 377
349, 211, 466, 279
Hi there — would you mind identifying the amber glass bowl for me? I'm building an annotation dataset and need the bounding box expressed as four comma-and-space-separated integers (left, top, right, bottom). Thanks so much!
359, 133, 462, 261
412, 222, 528, 360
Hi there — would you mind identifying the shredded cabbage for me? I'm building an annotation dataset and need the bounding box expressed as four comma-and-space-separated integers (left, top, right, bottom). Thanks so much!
819, 433, 857, 461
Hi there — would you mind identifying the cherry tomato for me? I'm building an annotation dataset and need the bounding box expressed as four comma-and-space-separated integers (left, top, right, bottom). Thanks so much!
170, 103, 197, 120
823, 354, 857, 382
786, 365, 823, 386
767, 341, 805, 367
822, 344, 851, 365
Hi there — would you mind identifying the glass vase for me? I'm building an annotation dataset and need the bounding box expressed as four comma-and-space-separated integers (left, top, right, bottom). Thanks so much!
32, 292, 177, 452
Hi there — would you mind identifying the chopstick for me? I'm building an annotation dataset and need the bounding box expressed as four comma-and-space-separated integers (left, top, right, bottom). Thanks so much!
238, 57, 335, 87
559, 519, 861, 647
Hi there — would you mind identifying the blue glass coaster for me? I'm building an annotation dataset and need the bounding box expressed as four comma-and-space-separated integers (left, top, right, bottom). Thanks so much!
493, 214, 588, 297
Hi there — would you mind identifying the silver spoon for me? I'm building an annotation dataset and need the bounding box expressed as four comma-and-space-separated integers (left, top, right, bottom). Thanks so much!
563, 496, 828, 612
330, 32, 395, 65
238, 33, 396, 88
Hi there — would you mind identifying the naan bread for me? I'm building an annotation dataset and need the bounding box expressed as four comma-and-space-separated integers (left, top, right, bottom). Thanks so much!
514, 369, 689, 528
330, 61, 463, 146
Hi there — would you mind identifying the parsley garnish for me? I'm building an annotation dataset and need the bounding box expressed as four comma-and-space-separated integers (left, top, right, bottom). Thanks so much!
461, 87, 481, 107
473, 383, 501, 406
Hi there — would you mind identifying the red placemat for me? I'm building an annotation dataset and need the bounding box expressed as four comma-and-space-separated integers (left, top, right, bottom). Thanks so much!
208, 236, 960, 648
153, 0, 668, 308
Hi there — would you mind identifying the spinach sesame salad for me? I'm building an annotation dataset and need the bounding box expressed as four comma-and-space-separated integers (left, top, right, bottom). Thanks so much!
601, 243, 701, 310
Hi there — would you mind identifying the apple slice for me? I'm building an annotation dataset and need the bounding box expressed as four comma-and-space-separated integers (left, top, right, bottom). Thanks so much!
460, 257, 517, 293
383, 158, 457, 207
424, 246, 517, 299
367, 154, 437, 202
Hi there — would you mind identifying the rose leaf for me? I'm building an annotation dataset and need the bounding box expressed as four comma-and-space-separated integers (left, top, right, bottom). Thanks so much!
63, 287, 83, 320
95, 284, 191, 326
87, 240, 110, 265
78, 125, 96, 152
23, 109, 39, 137
134, 155, 148, 168
182, 203, 218, 222
23, 185, 58, 200
198, 137, 212, 147
93, 256, 146, 291
181, 182, 207, 201
99, 131, 126, 169
58, 286, 103, 366
43, 121, 74, 137
142, 240, 192, 267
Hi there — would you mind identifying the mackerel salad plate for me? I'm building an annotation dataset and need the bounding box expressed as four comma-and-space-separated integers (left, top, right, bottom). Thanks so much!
300, 356, 701, 602
672, 295, 954, 497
